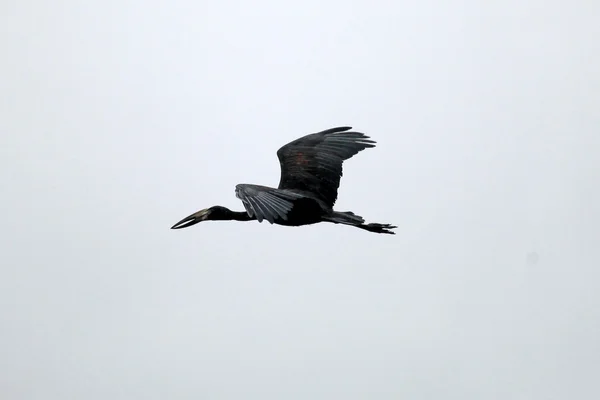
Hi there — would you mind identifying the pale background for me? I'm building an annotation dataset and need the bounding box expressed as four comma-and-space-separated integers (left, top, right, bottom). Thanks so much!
2, 1, 599, 399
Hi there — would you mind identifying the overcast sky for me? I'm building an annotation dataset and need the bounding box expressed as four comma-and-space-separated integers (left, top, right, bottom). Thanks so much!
2, 1, 599, 399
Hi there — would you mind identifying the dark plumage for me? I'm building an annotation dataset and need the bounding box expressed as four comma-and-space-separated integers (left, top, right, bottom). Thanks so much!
171, 126, 396, 234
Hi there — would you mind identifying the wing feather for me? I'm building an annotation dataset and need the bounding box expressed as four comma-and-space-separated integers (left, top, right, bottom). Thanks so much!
235, 184, 302, 224
276, 127, 376, 207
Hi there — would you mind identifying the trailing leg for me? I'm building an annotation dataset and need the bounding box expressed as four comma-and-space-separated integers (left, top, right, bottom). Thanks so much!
324, 211, 397, 235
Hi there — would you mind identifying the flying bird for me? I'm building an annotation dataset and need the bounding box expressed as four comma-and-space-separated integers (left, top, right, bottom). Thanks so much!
171, 126, 396, 234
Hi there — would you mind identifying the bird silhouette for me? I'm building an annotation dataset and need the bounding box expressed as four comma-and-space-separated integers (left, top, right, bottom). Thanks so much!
171, 127, 396, 234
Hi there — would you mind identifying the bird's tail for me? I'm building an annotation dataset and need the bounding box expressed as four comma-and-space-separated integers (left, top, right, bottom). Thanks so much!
325, 211, 396, 235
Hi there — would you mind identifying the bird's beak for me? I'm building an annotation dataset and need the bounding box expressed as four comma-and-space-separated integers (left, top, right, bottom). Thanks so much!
170, 209, 208, 229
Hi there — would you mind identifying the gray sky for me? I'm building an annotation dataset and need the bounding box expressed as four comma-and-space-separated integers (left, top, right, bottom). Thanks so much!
2, 1, 599, 399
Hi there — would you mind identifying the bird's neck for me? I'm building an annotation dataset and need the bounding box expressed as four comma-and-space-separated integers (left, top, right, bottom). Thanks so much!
223, 209, 254, 221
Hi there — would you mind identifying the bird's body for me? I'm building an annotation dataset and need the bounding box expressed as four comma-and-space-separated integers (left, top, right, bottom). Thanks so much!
171, 127, 396, 234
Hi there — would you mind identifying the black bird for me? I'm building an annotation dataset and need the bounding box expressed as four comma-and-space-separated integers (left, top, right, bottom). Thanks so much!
171, 127, 396, 234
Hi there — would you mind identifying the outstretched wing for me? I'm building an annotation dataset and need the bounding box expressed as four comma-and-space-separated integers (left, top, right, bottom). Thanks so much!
276, 126, 376, 207
235, 184, 303, 224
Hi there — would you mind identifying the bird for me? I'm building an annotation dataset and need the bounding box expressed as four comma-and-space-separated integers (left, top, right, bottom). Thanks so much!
171, 126, 396, 234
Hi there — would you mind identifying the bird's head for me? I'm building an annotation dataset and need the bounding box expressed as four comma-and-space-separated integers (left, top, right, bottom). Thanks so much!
170, 206, 231, 229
